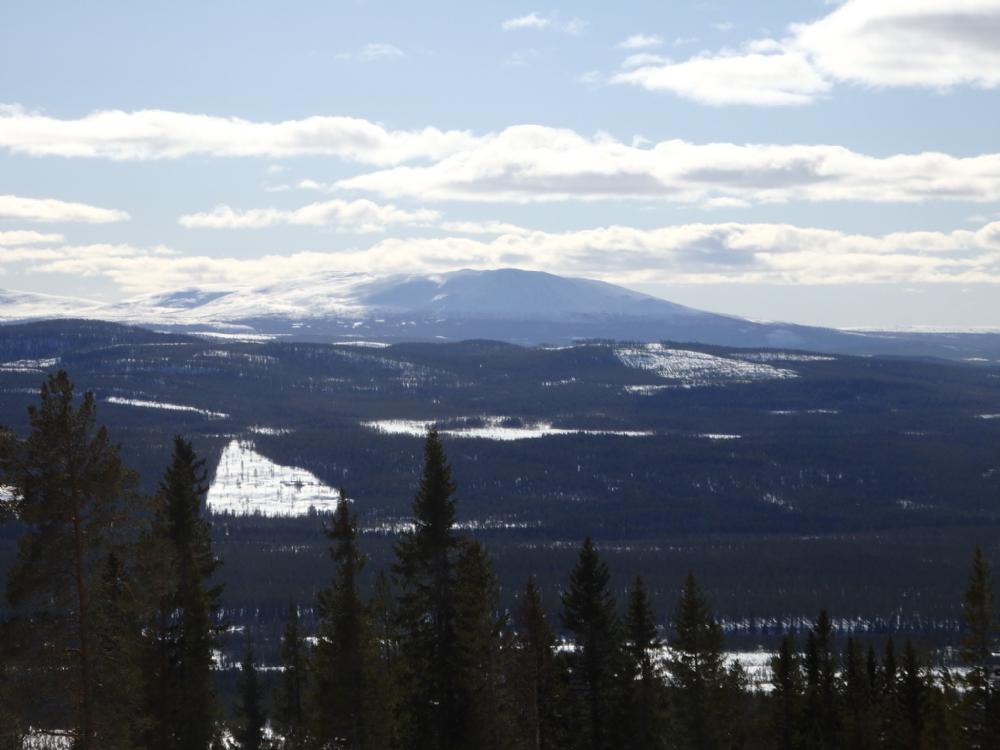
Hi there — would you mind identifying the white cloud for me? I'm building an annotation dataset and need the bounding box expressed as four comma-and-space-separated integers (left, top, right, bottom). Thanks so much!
611, 0, 1000, 105
0, 230, 64, 244
11, 221, 1000, 293
501, 12, 586, 35
336, 43, 406, 62
618, 34, 663, 50
179, 199, 439, 233
437, 220, 532, 236
613, 46, 830, 106
0, 105, 481, 165
502, 12, 550, 31
336, 125, 1000, 205
0, 194, 129, 223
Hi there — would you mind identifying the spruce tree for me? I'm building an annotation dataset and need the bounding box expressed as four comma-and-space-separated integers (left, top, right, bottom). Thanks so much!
622, 575, 666, 750
233, 633, 267, 750
0, 372, 140, 750
313, 496, 371, 748
143, 436, 222, 750
801, 610, 838, 749
452, 539, 509, 750
511, 577, 563, 750
839, 637, 875, 750
770, 634, 803, 750
895, 640, 928, 749
668, 572, 726, 750
393, 429, 462, 750
960, 546, 1000, 749
561, 537, 623, 750
273, 601, 308, 749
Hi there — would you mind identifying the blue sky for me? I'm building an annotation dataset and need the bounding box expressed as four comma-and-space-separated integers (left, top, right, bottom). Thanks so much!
2, 0, 1000, 328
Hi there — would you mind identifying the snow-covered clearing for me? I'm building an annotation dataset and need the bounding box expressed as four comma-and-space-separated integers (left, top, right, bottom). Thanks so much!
0, 358, 59, 373
363, 415, 652, 441
105, 396, 229, 419
615, 344, 797, 386
207, 440, 342, 516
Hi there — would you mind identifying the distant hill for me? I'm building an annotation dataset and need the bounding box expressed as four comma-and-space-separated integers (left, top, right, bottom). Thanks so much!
3, 268, 1000, 359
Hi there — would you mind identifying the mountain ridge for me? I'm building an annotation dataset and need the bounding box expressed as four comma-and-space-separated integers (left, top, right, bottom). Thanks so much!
2, 268, 1000, 359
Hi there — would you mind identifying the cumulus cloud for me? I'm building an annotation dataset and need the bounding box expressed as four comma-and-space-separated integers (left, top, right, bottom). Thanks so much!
179, 199, 439, 233
336, 43, 406, 62
0, 194, 129, 223
437, 220, 533, 236
10, 220, 1000, 294
501, 12, 586, 35
336, 125, 1000, 205
612, 0, 1000, 105
0, 105, 480, 165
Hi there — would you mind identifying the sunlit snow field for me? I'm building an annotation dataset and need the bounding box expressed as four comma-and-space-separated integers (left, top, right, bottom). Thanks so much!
206, 440, 342, 516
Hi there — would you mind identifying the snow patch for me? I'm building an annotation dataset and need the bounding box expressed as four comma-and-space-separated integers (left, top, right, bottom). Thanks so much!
615, 344, 796, 385
363, 415, 652, 441
207, 440, 342, 516
105, 396, 229, 419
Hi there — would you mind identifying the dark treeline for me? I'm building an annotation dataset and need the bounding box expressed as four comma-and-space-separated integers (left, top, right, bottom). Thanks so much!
2, 372, 1000, 749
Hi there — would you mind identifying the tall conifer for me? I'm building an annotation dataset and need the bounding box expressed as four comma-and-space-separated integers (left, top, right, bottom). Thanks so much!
393, 430, 461, 749
144, 436, 222, 750
561, 537, 623, 750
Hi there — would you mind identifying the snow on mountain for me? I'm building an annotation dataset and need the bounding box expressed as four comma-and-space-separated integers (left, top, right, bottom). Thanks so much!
206, 440, 342, 516
0, 289, 104, 321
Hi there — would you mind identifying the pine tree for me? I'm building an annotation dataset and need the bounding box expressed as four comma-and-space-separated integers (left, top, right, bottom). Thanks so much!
960, 546, 1000, 749
561, 537, 623, 750
312, 496, 371, 748
511, 577, 564, 750
273, 601, 308, 749
622, 576, 666, 750
452, 539, 509, 750
770, 634, 803, 750
668, 572, 726, 750
0, 372, 140, 750
233, 633, 267, 750
143, 436, 222, 750
393, 429, 462, 750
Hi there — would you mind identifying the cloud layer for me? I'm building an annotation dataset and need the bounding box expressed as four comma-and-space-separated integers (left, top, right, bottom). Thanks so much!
336, 126, 1000, 205
5, 220, 999, 294
0, 105, 479, 164
0, 194, 129, 223
613, 0, 1000, 105
179, 199, 439, 232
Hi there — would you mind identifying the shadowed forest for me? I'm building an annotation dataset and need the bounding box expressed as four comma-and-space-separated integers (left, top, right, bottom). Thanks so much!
1, 373, 999, 750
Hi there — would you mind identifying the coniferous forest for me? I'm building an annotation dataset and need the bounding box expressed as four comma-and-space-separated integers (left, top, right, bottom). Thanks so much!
2, 373, 999, 750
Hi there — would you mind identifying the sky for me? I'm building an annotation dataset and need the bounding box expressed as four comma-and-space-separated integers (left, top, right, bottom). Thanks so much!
1, 0, 1000, 329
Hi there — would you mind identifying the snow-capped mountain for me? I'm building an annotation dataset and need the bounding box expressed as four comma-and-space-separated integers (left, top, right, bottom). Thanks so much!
2, 268, 1000, 358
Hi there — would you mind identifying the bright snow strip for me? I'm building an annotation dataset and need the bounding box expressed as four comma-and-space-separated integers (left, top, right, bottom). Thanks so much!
737, 352, 835, 363
699, 433, 742, 440
977, 414, 1000, 420
105, 396, 229, 419
207, 440, 342, 516
248, 425, 294, 436
363, 416, 652, 441
615, 344, 796, 385
0, 357, 59, 373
